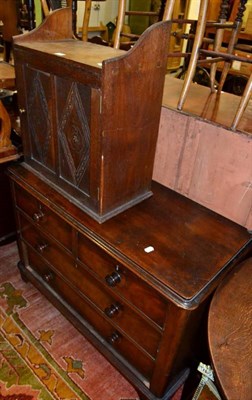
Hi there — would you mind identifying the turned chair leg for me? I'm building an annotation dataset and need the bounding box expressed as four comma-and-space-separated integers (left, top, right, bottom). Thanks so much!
113, 0, 126, 49
177, 0, 209, 110
209, 0, 229, 92
217, 0, 248, 94
162, 0, 176, 21
81, 0, 92, 41
40, 0, 50, 16
231, 73, 252, 130
113, 0, 177, 50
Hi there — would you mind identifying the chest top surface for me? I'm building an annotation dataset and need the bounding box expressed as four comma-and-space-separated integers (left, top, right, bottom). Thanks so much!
15, 39, 126, 69
9, 164, 252, 309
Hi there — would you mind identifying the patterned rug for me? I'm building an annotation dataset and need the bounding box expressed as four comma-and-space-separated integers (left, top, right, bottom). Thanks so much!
0, 242, 183, 400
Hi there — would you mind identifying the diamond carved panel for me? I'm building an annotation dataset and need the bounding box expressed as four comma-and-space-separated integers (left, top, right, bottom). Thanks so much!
58, 82, 90, 189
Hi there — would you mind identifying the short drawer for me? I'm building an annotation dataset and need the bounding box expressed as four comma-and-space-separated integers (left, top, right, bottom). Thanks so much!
14, 184, 72, 250
25, 246, 155, 380
78, 232, 167, 328
19, 214, 73, 273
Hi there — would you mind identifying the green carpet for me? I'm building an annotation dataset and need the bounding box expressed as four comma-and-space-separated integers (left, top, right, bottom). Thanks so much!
0, 242, 140, 400
0, 281, 89, 399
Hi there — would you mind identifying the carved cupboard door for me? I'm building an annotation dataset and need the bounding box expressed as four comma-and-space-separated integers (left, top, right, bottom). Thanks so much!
24, 66, 55, 173
55, 77, 91, 196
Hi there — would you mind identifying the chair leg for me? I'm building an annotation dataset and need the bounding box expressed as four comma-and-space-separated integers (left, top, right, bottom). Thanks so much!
231, 74, 252, 130
216, 25, 241, 93
4, 41, 11, 63
162, 0, 176, 21
113, 0, 126, 49
217, 0, 248, 93
40, 0, 50, 16
209, 0, 229, 92
177, 0, 209, 110
81, 0, 92, 41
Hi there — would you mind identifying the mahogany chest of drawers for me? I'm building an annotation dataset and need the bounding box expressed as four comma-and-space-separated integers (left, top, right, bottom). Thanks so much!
8, 163, 252, 400
9, 7, 252, 400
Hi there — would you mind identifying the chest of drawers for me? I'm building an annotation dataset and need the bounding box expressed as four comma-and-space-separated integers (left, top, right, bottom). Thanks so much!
9, 7, 252, 399
8, 163, 252, 400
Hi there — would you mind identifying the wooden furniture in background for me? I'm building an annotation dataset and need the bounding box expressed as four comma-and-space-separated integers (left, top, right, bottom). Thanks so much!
0, 62, 19, 162
154, 76, 252, 232
0, 100, 14, 160
8, 162, 252, 400
205, 0, 252, 94
208, 257, 252, 399
0, 62, 20, 245
0, 0, 20, 62
13, 8, 171, 223
41, 0, 73, 13
18, 0, 36, 31
113, 0, 189, 54
80, 0, 91, 41
0, 61, 15, 89
40, 0, 106, 40
113, 0, 162, 49
0, 0, 35, 62
166, 0, 190, 71
40, 0, 78, 35
74, 0, 106, 42
177, 0, 251, 111
40, 0, 50, 16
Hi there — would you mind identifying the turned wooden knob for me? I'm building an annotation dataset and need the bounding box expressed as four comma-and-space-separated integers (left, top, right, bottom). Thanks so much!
44, 272, 54, 283
108, 331, 121, 345
36, 243, 48, 253
105, 302, 122, 318
32, 210, 44, 222
105, 267, 121, 287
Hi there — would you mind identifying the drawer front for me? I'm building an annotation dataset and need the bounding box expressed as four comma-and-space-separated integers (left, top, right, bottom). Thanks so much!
78, 232, 167, 328
19, 214, 73, 274
71, 261, 161, 358
19, 214, 160, 358
25, 246, 155, 380
15, 184, 72, 250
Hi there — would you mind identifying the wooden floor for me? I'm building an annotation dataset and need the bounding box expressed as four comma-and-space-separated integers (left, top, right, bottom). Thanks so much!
162, 76, 252, 136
